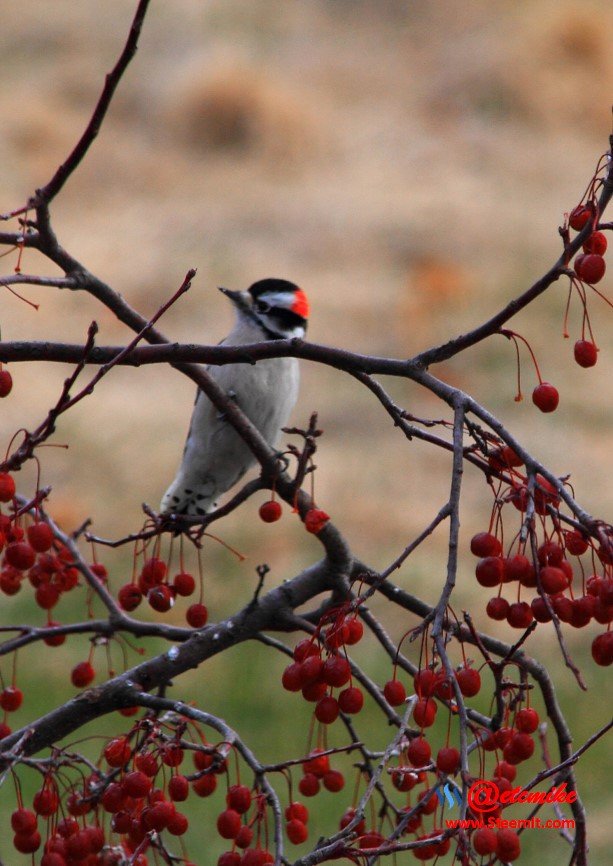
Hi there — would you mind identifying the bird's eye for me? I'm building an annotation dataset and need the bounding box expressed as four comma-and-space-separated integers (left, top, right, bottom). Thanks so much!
255, 300, 270, 313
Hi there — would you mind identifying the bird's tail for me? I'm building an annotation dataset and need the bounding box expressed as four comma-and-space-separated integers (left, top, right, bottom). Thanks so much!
159, 474, 217, 516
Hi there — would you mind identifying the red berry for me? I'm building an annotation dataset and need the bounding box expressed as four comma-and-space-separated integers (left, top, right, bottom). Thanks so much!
298, 657, 323, 689
323, 770, 345, 792
172, 571, 196, 596
339, 806, 366, 836
167, 810, 189, 836
41, 620, 68, 653
586, 574, 603, 596
506, 601, 533, 628
123, 770, 152, 798
570, 595, 594, 627
413, 668, 437, 698
565, 530, 589, 556
494, 760, 517, 781
118, 583, 143, 612
0, 368, 13, 397
315, 695, 339, 724
583, 230, 607, 255
515, 707, 539, 733
71, 661, 95, 688
473, 827, 498, 855
434, 674, 454, 700
486, 596, 509, 620
470, 532, 501, 557
281, 662, 302, 692
552, 594, 574, 622
26, 522, 54, 552
148, 584, 173, 612
489, 445, 523, 469
285, 802, 309, 822
306, 684, 331, 704
5, 541, 36, 570
540, 565, 570, 594
477, 730, 497, 752
169, 774, 189, 801
144, 800, 176, 832
304, 508, 330, 534
574, 339, 598, 368
417, 788, 439, 815
192, 774, 217, 797
241, 850, 270, 866
293, 638, 319, 662
592, 632, 613, 666
298, 773, 319, 797
358, 832, 385, 850
436, 746, 460, 774
0, 685, 23, 711
0, 473, 16, 502
259, 500, 282, 523
33, 786, 59, 816
535, 477, 562, 515
286, 818, 308, 844
35, 583, 60, 610
322, 654, 351, 687
11, 808, 37, 833
575, 252, 606, 284
599, 578, 613, 604
532, 382, 559, 413
537, 537, 563, 563
383, 679, 406, 706
338, 686, 364, 714
0, 567, 21, 595
413, 698, 437, 728
391, 768, 418, 792
475, 556, 504, 587
504, 732, 534, 763
227, 784, 252, 814
13, 831, 42, 853
101, 782, 125, 813
504, 554, 535, 586
104, 736, 131, 768
531, 596, 552, 622
218, 854, 242, 866
345, 618, 364, 644
186, 603, 208, 628
496, 828, 521, 861
140, 557, 167, 586
161, 743, 184, 767
407, 736, 431, 767
302, 749, 330, 777
569, 204, 592, 231
456, 666, 481, 697
235, 826, 253, 849
217, 808, 242, 840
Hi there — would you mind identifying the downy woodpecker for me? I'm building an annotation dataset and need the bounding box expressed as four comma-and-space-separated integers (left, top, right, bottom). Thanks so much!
160, 278, 309, 516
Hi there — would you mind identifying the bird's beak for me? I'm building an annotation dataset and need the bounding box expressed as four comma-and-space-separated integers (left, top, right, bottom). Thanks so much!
218, 287, 252, 314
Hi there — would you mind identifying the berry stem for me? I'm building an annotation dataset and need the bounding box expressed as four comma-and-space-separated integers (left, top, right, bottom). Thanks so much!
500, 329, 544, 387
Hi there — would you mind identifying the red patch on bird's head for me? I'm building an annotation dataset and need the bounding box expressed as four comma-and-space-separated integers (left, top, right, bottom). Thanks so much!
291, 289, 310, 319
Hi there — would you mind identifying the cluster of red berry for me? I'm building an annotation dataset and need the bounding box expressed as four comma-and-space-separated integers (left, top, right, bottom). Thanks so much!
470, 443, 612, 665
384, 661, 534, 860
7, 712, 301, 866
567, 203, 607, 369
281, 607, 364, 725
297, 748, 345, 799
117, 556, 207, 629
259, 498, 330, 535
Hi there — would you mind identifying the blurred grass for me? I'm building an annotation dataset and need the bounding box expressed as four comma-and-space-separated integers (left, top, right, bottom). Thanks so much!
0, 0, 611, 863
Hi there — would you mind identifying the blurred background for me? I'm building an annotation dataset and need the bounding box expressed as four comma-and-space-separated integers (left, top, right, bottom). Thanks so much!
0, 1, 611, 863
